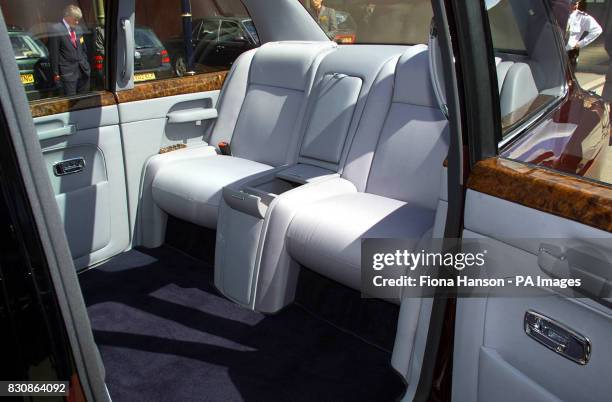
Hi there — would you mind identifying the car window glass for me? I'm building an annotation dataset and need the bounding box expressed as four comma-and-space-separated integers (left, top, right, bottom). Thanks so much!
486, 0, 566, 136
492, 0, 612, 187
199, 21, 218, 41
300, 0, 432, 45
0, 1, 107, 102
243, 20, 259, 44
135, 0, 260, 81
219, 21, 243, 42
487, 0, 526, 52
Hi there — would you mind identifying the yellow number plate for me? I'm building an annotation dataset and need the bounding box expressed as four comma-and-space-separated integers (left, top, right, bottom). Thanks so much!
20, 73, 35, 85
134, 72, 156, 82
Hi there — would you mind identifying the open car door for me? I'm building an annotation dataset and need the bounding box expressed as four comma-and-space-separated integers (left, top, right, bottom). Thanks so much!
451, 1, 612, 401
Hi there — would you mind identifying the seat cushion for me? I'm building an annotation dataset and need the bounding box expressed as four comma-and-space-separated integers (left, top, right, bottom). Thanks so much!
152, 155, 272, 229
286, 192, 435, 290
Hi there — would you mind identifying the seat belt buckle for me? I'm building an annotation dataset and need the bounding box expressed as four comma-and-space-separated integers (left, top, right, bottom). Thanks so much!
218, 141, 232, 156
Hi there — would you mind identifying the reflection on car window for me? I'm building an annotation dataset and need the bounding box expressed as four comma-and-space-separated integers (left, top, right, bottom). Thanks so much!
219, 21, 243, 41
487, 0, 526, 52
135, 0, 260, 81
11, 34, 47, 59
0, 2, 107, 102
135, 28, 162, 49
300, 0, 432, 45
493, 0, 612, 187
243, 20, 259, 44
487, 0, 566, 136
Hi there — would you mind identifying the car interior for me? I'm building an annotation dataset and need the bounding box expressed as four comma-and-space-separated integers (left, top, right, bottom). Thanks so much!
2, 0, 612, 401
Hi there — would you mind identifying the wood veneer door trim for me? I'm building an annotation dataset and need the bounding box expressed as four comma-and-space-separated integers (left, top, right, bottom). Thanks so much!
115, 71, 227, 103
29, 91, 117, 118
28, 71, 228, 118
467, 157, 612, 233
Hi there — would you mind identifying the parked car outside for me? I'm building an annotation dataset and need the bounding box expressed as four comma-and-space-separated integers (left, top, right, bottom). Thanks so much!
9, 27, 59, 100
133, 27, 173, 83
165, 17, 260, 76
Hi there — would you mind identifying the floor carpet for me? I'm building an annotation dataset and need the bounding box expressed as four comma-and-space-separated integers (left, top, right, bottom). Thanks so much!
79, 247, 406, 402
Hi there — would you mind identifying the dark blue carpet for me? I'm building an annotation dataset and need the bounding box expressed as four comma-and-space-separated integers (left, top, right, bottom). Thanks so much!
79, 247, 405, 402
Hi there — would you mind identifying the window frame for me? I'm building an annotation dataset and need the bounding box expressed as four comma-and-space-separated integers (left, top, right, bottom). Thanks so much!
490, 1, 571, 150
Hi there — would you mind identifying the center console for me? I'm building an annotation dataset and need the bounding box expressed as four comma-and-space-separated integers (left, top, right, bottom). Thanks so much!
214, 164, 337, 307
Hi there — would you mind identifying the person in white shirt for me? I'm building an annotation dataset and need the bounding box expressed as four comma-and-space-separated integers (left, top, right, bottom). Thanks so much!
566, 0, 603, 70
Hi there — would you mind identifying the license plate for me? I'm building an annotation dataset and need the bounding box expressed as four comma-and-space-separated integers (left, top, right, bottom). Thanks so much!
134, 72, 156, 82
20, 73, 34, 85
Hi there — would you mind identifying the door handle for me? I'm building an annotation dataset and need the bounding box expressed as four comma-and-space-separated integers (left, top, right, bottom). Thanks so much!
166, 107, 218, 123
524, 310, 591, 365
53, 157, 86, 176
38, 123, 77, 141
121, 18, 134, 81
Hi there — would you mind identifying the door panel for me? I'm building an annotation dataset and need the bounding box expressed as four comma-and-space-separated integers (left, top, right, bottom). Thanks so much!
454, 158, 612, 402
35, 104, 130, 270
115, 77, 222, 239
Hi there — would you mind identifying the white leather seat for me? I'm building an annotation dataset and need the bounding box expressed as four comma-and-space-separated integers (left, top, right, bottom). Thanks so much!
278, 45, 450, 292
496, 60, 539, 118
139, 41, 335, 246
287, 192, 435, 290
152, 156, 272, 228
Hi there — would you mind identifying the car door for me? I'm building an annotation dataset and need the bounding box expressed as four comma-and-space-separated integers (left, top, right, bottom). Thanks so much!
0, 0, 258, 272
452, 1, 612, 401
0, 0, 131, 271
120, 0, 260, 247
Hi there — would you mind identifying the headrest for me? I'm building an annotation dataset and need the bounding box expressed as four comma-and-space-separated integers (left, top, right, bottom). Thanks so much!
499, 62, 538, 118
393, 45, 438, 108
496, 61, 514, 94
250, 41, 336, 91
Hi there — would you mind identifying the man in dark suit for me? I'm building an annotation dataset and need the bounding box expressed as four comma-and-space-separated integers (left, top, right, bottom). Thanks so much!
48, 5, 91, 96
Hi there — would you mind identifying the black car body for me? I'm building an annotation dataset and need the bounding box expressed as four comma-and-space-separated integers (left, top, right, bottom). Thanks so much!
166, 17, 259, 76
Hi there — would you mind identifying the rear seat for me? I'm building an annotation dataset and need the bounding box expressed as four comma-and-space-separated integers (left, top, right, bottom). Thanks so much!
253, 45, 449, 310
255, 45, 449, 304
496, 60, 538, 118
216, 45, 406, 309
138, 41, 335, 246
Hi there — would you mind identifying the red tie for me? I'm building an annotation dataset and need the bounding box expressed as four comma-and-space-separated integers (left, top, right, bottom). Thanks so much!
70, 29, 77, 48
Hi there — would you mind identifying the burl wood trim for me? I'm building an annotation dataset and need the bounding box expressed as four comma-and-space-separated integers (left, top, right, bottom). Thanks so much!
115, 71, 228, 103
467, 157, 612, 233
29, 91, 117, 118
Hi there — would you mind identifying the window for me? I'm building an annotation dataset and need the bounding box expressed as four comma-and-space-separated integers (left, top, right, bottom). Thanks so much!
487, 0, 526, 52
491, 0, 612, 186
301, 0, 433, 45
134, 0, 260, 81
219, 21, 244, 42
486, 0, 566, 135
0, 0, 107, 101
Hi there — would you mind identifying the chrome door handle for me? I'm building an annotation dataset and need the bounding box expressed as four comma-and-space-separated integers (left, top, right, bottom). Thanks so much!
53, 157, 86, 176
524, 310, 591, 365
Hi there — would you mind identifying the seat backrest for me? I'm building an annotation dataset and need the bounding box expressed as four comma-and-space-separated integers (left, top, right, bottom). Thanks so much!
296, 45, 405, 172
498, 61, 538, 118
209, 41, 335, 167
343, 45, 450, 211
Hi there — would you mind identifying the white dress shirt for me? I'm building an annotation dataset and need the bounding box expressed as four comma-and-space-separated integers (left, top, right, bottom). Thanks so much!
62, 18, 72, 34
566, 10, 602, 50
